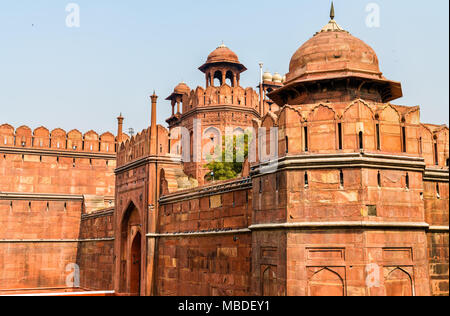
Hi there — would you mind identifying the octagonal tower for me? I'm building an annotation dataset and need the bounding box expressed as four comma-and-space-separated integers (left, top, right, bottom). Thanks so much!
166, 44, 262, 185
250, 4, 448, 296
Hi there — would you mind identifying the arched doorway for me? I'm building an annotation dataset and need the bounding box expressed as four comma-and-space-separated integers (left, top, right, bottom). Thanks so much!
119, 203, 143, 296
130, 231, 141, 296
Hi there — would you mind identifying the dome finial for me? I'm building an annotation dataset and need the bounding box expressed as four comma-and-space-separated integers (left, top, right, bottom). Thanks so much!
330, 1, 335, 20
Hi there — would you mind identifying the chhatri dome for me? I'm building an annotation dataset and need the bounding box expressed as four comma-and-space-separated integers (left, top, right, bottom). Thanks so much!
206, 43, 240, 64
173, 82, 190, 95
199, 43, 247, 73
270, 3, 402, 104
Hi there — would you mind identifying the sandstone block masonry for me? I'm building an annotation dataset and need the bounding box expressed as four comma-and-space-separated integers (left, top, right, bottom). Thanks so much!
0, 5, 448, 296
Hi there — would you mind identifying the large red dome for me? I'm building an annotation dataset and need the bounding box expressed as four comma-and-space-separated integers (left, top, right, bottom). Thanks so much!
268, 17, 403, 105
286, 20, 383, 83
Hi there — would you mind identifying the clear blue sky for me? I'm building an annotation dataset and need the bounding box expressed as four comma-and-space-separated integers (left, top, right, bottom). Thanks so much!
0, 0, 448, 135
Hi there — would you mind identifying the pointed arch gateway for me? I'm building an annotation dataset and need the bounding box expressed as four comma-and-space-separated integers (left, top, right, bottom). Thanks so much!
119, 201, 143, 296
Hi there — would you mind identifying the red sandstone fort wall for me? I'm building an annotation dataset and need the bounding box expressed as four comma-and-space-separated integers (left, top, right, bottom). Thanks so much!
156, 182, 253, 296
157, 234, 252, 296
424, 180, 449, 296
76, 209, 115, 291
0, 200, 81, 290
249, 101, 448, 296
0, 124, 117, 291
283, 229, 429, 296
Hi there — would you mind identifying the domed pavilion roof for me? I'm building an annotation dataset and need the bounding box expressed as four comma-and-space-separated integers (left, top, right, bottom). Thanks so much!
199, 43, 247, 73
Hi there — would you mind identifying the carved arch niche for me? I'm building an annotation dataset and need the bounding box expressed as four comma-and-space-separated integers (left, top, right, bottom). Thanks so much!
308, 105, 337, 152
384, 267, 414, 297
307, 267, 346, 296
342, 101, 376, 151
377, 105, 402, 152
261, 265, 278, 296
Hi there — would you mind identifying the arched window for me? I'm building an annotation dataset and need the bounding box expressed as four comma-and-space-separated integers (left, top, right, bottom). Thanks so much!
304, 172, 309, 188
168, 134, 171, 154
213, 70, 223, 87
405, 173, 410, 190
376, 123, 381, 150
402, 126, 407, 153
225, 70, 234, 87
304, 126, 309, 152
377, 171, 382, 188
359, 131, 364, 150
285, 136, 289, 154
190, 131, 194, 161
275, 173, 279, 192
337, 122, 343, 150
434, 141, 439, 165
436, 183, 441, 199
339, 170, 344, 189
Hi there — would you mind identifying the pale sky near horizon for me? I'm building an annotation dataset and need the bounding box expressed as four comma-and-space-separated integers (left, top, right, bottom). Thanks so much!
0, 0, 448, 136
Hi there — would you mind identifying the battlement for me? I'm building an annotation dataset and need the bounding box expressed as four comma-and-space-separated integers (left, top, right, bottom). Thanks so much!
255, 100, 449, 168
116, 125, 170, 167
178, 85, 259, 114
0, 124, 122, 155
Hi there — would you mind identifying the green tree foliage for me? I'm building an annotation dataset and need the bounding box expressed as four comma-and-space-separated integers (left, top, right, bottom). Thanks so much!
205, 134, 251, 181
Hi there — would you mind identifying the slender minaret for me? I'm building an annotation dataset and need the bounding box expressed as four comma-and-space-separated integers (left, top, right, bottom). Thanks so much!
117, 113, 124, 144
150, 91, 158, 155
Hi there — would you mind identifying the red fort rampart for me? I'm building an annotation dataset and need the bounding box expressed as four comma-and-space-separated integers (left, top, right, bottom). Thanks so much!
0, 5, 448, 296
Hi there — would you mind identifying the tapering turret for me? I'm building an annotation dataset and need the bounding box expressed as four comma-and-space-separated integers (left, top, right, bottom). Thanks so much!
117, 113, 124, 144
150, 91, 158, 155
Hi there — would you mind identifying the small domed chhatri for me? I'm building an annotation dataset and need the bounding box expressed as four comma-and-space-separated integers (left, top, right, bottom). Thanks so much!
173, 82, 190, 95
263, 71, 273, 82
199, 43, 247, 73
272, 72, 283, 83
206, 43, 240, 64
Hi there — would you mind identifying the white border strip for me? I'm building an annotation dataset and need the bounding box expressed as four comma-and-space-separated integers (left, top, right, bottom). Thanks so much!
0, 238, 114, 243
249, 221, 430, 230
428, 226, 450, 232
147, 228, 251, 238
0, 290, 115, 297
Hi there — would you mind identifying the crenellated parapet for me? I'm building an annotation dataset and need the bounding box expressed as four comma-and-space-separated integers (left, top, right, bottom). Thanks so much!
116, 124, 171, 167
0, 124, 121, 154
183, 85, 259, 112
165, 85, 260, 127
255, 100, 449, 170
